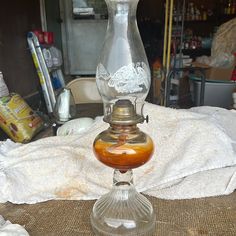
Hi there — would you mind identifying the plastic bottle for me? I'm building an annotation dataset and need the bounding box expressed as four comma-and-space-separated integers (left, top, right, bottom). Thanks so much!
227, 0, 232, 15
152, 58, 163, 104
232, 0, 236, 14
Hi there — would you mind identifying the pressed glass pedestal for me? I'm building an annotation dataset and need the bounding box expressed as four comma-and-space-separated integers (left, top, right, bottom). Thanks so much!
90, 169, 155, 236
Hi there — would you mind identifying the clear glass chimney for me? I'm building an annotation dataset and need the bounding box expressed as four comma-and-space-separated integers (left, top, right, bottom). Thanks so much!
96, 0, 151, 123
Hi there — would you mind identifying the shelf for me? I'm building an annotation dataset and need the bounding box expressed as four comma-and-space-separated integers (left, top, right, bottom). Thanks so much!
184, 19, 216, 24
181, 48, 211, 58
184, 14, 236, 25
218, 14, 236, 23
73, 14, 108, 20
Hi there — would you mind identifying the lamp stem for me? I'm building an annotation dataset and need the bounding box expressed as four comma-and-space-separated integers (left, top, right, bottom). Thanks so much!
113, 169, 133, 186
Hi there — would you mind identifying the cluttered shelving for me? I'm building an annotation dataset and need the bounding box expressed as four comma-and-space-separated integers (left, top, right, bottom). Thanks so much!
152, 0, 236, 109
171, 0, 235, 57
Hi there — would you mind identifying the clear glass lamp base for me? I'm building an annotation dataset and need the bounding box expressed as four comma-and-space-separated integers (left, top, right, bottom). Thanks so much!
90, 170, 156, 236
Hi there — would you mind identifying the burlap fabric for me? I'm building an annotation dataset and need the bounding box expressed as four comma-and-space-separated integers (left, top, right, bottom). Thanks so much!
0, 192, 235, 236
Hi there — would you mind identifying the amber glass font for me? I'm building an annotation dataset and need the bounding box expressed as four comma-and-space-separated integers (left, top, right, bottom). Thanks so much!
93, 125, 154, 171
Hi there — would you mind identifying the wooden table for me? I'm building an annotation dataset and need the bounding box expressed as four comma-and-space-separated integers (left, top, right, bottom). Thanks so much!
0, 103, 236, 235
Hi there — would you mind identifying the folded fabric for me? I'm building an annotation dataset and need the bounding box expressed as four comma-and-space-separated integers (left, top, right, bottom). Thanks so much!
0, 103, 236, 204
0, 215, 29, 235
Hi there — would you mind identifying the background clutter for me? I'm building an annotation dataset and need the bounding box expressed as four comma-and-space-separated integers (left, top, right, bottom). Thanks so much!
194, 17, 236, 81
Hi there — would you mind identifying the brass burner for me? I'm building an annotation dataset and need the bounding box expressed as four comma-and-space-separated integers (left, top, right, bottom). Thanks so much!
103, 99, 144, 125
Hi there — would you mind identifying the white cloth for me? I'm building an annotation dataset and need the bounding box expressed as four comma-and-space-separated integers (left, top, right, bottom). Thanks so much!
0, 215, 29, 236
0, 103, 236, 204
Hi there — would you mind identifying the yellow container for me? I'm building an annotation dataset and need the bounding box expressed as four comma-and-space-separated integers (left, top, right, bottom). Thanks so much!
0, 93, 43, 143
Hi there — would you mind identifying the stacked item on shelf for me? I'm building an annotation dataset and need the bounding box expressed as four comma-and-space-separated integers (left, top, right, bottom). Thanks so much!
183, 28, 212, 50
185, 2, 211, 21
223, 0, 236, 15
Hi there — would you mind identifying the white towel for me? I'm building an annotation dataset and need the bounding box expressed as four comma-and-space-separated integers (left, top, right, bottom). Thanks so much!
0, 215, 29, 236
0, 103, 236, 204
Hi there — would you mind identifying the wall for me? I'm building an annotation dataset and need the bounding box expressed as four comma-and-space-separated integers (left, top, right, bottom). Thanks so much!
0, 0, 41, 98
45, 0, 62, 51
137, 0, 164, 21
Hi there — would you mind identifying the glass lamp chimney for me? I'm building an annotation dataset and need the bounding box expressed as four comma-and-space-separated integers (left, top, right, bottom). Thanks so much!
96, 0, 151, 123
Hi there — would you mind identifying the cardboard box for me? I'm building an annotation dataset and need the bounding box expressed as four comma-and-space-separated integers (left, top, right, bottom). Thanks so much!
192, 60, 235, 81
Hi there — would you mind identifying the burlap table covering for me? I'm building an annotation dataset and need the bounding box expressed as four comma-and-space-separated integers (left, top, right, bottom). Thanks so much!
0, 192, 235, 235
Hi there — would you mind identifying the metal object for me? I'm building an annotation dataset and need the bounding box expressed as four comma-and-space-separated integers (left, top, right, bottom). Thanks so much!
162, 0, 169, 71
162, 0, 187, 107
192, 79, 235, 108
165, 67, 206, 107
103, 100, 144, 125
162, 0, 175, 106
27, 32, 56, 113
39, 0, 47, 32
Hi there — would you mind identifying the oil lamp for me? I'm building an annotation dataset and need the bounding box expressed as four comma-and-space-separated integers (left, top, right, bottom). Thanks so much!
90, 0, 155, 235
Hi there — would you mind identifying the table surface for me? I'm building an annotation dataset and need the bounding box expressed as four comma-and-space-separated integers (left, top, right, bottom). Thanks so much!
0, 193, 235, 236
1, 103, 236, 235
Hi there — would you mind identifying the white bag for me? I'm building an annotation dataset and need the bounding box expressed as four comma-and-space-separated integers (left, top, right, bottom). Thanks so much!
0, 72, 9, 97
57, 117, 95, 136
